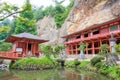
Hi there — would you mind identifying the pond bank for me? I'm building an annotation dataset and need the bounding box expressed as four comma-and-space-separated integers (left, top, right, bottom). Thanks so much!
10, 56, 120, 80
65, 59, 120, 80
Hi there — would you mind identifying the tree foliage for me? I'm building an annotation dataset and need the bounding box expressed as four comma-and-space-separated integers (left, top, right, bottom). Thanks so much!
99, 44, 109, 54
33, 0, 74, 28
115, 43, 120, 53
78, 43, 88, 52
53, 46, 65, 57
0, 42, 12, 52
0, 1, 28, 21
14, 0, 37, 34
39, 45, 65, 58
0, 26, 11, 40
40, 45, 53, 57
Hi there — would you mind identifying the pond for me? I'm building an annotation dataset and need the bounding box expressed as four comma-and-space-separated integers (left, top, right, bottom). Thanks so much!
0, 68, 109, 80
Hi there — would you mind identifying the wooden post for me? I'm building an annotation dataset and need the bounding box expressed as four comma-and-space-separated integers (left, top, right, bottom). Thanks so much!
76, 43, 78, 54
86, 43, 88, 55
66, 45, 69, 55
26, 42, 28, 56
15, 41, 18, 52
92, 41, 95, 54
71, 44, 74, 55
99, 39, 102, 53
76, 43, 78, 55
100, 39, 102, 46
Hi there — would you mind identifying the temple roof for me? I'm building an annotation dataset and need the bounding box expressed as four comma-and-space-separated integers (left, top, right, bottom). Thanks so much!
62, 17, 120, 38
13, 32, 45, 40
5, 32, 48, 43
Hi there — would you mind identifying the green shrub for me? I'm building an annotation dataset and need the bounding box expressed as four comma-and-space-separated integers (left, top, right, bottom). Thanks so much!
94, 62, 103, 69
115, 43, 120, 52
99, 65, 120, 79
90, 56, 104, 66
65, 61, 75, 67
11, 57, 58, 70
74, 59, 80, 66
108, 66, 120, 79
99, 65, 109, 75
79, 61, 89, 68
0, 42, 12, 51
116, 67, 120, 78
65, 59, 80, 67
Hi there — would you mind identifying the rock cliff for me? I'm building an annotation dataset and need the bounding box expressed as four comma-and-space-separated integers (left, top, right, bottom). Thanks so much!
36, 0, 120, 45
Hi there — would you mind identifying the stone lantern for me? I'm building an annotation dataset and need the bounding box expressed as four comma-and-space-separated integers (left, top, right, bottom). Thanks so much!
78, 41, 85, 59
109, 33, 117, 53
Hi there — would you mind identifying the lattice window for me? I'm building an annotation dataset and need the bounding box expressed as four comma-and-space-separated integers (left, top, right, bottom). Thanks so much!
110, 26, 118, 31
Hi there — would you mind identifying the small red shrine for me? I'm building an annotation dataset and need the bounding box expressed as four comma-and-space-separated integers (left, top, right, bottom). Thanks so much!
62, 17, 120, 55
5, 32, 48, 57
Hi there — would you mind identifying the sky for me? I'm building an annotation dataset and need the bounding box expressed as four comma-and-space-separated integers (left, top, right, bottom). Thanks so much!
2, 0, 70, 8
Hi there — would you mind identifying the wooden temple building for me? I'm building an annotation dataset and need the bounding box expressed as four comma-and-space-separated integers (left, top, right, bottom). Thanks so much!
0, 32, 48, 60
63, 17, 120, 55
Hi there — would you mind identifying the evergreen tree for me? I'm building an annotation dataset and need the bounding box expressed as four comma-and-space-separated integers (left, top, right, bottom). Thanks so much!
14, 0, 37, 34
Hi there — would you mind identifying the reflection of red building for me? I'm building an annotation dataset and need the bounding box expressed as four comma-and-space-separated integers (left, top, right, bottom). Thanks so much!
63, 18, 120, 55
0, 32, 48, 60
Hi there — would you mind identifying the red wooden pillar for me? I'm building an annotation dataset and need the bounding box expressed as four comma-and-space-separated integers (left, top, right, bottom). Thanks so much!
26, 42, 28, 56
15, 41, 18, 51
109, 40, 112, 52
71, 44, 73, 55
75, 43, 78, 55
92, 41, 95, 54
86, 43, 88, 55
100, 39, 102, 52
66, 45, 68, 54
67, 45, 69, 55
34, 43, 36, 56
100, 39, 102, 46
69, 45, 71, 54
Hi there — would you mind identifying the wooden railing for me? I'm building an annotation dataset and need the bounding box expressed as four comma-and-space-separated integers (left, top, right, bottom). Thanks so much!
65, 30, 120, 44
0, 51, 24, 60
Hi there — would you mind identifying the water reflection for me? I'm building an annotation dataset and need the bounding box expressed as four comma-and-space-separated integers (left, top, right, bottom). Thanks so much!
0, 68, 109, 80
66, 69, 109, 80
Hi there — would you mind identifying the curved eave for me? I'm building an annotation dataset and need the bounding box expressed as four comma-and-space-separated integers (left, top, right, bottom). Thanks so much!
5, 36, 48, 43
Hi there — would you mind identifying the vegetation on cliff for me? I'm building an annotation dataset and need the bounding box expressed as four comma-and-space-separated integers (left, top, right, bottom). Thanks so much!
34, 0, 74, 28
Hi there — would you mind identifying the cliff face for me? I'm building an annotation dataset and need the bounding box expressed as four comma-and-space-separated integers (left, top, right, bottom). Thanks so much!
36, 0, 120, 45
36, 16, 59, 45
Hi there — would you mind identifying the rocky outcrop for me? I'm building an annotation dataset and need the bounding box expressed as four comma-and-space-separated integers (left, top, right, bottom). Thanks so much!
36, 16, 59, 45
60, 0, 120, 35
37, 0, 120, 45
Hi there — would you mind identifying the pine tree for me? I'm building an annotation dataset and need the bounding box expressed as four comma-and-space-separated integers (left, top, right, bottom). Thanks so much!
14, 0, 37, 35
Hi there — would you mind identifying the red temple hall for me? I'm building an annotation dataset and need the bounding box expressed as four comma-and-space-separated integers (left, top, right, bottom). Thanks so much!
63, 17, 120, 55
5, 32, 48, 57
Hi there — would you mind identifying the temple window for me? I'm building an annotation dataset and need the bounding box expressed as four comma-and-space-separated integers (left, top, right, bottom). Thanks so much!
76, 35, 81, 39
67, 38, 72, 41
93, 30, 99, 35
110, 25, 118, 31
84, 33, 88, 37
